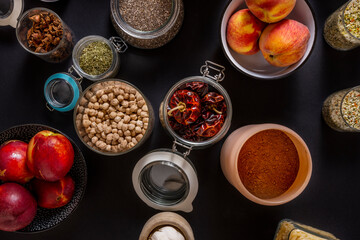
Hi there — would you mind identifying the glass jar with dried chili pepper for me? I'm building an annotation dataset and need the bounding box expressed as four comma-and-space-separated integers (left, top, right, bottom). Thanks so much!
131, 61, 231, 213
159, 61, 232, 149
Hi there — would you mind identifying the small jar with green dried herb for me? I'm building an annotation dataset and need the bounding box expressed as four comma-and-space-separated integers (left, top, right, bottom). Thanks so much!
322, 86, 360, 132
72, 35, 127, 81
323, 0, 360, 51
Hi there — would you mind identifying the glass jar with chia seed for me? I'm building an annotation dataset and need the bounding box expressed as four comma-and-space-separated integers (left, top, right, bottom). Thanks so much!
0, 0, 74, 62
110, 0, 184, 49
322, 86, 360, 132
274, 219, 339, 240
44, 35, 127, 112
323, 0, 360, 51
132, 61, 232, 213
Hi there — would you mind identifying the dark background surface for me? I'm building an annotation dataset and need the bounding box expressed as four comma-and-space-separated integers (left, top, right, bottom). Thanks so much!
0, 0, 359, 239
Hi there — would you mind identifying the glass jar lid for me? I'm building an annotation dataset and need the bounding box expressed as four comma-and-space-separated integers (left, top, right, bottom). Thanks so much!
44, 72, 81, 112
132, 149, 198, 212
0, 0, 23, 28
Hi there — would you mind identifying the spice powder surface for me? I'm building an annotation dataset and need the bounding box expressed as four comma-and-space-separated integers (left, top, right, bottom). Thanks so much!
238, 129, 299, 199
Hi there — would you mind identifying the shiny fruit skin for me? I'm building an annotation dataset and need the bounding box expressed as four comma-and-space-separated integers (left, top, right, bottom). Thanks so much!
245, 0, 296, 23
0, 183, 37, 232
259, 19, 310, 67
227, 9, 267, 55
32, 175, 75, 209
0, 140, 34, 184
27, 130, 74, 182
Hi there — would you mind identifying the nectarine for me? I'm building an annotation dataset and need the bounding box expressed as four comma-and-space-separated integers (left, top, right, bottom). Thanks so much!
245, 0, 296, 23
27, 130, 74, 182
227, 9, 266, 55
0, 140, 34, 184
0, 183, 37, 231
259, 19, 310, 67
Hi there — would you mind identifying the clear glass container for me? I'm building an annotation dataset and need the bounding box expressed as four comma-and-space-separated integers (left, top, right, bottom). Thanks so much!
322, 86, 360, 132
16, 7, 74, 63
72, 35, 127, 81
323, 0, 360, 51
132, 148, 198, 212
159, 61, 232, 149
110, 0, 184, 49
274, 219, 339, 240
73, 79, 154, 156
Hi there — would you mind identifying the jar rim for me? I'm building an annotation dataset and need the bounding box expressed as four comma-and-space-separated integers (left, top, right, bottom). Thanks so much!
162, 76, 233, 149
15, 7, 68, 56
110, 0, 180, 39
72, 35, 119, 81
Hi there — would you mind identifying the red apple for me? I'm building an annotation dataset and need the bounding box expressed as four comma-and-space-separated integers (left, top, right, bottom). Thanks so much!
227, 9, 266, 55
0, 140, 34, 184
27, 130, 74, 182
245, 0, 296, 23
0, 183, 37, 231
31, 175, 75, 209
259, 19, 310, 67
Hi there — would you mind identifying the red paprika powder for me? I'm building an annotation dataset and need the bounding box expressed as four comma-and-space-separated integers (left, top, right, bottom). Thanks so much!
238, 129, 299, 199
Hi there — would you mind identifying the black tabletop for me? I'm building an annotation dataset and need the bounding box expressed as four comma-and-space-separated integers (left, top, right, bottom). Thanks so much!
0, 0, 359, 239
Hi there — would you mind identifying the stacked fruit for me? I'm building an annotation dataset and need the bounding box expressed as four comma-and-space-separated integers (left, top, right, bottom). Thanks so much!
227, 0, 310, 67
0, 130, 75, 232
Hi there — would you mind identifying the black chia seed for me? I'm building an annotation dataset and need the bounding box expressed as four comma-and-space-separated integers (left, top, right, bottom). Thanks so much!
119, 0, 172, 31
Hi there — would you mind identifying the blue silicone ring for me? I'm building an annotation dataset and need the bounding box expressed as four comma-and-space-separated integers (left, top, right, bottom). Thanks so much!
44, 73, 80, 112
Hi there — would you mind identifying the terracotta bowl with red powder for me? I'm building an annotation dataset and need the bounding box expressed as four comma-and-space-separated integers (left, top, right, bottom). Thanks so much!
220, 123, 312, 206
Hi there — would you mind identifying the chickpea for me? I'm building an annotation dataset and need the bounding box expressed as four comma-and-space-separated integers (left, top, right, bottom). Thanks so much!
97, 111, 104, 119
136, 134, 143, 142
91, 136, 98, 144
83, 120, 91, 128
122, 100, 129, 108
129, 94, 136, 101
88, 102, 94, 109
114, 116, 121, 122
90, 95, 97, 103
95, 89, 104, 98
132, 138, 138, 145
80, 97, 88, 106
109, 111, 117, 119
101, 95, 108, 102
135, 126, 142, 134
85, 91, 93, 100
128, 142, 135, 148
111, 98, 119, 106
117, 95, 124, 102
94, 102, 100, 110
102, 103, 110, 110
124, 130, 131, 136
125, 136, 132, 142
128, 124, 135, 130
124, 115, 130, 123
105, 145, 112, 152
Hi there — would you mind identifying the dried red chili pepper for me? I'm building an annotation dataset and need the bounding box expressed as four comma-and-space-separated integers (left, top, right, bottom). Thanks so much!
185, 82, 209, 97
168, 90, 201, 125
202, 92, 226, 115
196, 114, 224, 138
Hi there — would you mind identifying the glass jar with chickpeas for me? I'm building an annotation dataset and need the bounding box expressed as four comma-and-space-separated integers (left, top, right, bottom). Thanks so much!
73, 79, 154, 155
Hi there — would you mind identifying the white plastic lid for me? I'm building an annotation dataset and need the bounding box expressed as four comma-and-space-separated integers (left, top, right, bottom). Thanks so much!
0, 0, 23, 28
132, 149, 198, 213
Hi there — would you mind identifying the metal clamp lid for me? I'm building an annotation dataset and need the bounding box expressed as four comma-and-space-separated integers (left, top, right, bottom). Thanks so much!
0, 0, 23, 28
68, 65, 83, 83
109, 36, 128, 53
200, 60, 225, 82
172, 140, 192, 158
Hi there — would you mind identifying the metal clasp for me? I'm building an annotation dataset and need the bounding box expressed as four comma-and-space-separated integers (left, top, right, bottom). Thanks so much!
172, 140, 192, 158
110, 37, 128, 53
200, 60, 225, 82
46, 103, 54, 112
68, 66, 83, 84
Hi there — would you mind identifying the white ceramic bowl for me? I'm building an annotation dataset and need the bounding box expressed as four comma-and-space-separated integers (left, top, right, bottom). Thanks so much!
220, 0, 316, 79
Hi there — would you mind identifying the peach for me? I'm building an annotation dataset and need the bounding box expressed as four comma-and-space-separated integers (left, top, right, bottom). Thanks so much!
27, 130, 74, 182
226, 9, 266, 55
31, 175, 75, 209
259, 19, 310, 67
0, 183, 37, 231
245, 0, 296, 23
0, 140, 34, 184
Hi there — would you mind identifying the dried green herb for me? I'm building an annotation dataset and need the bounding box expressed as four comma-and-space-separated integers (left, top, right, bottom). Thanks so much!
79, 41, 113, 76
